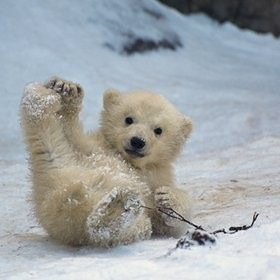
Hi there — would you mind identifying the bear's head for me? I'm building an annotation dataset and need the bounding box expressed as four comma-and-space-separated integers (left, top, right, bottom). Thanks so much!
101, 89, 193, 169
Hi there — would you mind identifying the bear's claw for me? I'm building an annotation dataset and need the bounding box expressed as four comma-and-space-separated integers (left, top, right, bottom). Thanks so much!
44, 77, 84, 116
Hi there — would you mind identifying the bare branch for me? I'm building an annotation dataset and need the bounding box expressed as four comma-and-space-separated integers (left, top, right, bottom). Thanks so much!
157, 207, 205, 231
142, 205, 259, 235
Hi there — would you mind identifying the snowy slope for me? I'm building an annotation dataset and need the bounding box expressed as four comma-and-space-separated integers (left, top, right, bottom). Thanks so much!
0, 0, 280, 279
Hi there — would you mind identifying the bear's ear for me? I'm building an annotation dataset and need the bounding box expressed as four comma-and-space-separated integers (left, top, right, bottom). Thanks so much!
181, 116, 193, 138
103, 89, 121, 110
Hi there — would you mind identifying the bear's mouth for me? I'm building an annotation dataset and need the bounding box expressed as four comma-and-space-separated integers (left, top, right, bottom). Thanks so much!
124, 149, 145, 158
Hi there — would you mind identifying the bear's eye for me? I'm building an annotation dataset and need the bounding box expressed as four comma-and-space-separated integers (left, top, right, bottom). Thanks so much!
154, 127, 163, 135
125, 117, 134, 125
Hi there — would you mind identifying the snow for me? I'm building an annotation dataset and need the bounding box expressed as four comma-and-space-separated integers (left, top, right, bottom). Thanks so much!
0, 0, 280, 279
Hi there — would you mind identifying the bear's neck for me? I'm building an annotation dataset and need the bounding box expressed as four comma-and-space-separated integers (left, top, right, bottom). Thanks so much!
138, 163, 175, 189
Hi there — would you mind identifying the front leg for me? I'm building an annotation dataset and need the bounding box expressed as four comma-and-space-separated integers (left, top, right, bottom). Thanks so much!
153, 186, 192, 237
44, 77, 94, 155
21, 83, 77, 169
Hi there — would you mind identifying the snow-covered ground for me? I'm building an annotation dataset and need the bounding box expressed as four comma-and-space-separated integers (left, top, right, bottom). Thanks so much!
1, 0, 280, 279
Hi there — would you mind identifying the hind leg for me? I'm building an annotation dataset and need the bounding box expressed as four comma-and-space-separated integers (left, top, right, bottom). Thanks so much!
39, 168, 152, 246
86, 184, 152, 247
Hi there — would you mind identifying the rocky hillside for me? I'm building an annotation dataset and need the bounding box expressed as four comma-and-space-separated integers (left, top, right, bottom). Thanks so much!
159, 0, 280, 37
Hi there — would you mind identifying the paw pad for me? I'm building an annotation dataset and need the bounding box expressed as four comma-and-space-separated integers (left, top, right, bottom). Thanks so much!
44, 77, 83, 113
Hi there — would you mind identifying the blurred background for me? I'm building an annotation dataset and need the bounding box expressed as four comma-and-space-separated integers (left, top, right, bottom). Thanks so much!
0, 0, 279, 162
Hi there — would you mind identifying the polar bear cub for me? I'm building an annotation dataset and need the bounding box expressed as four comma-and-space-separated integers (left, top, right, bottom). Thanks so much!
20, 77, 193, 247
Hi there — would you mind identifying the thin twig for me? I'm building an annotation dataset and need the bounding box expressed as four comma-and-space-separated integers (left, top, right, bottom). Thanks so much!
231, 212, 258, 233
157, 207, 205, 231
141, 205, 205, 230
211, 212, 259, 235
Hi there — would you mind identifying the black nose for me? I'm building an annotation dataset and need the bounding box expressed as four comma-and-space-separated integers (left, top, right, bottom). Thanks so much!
130, 137, 146, 150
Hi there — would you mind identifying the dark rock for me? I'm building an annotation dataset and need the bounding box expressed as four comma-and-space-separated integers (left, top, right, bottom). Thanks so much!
158, 0, 280, 37
122, 37, 182, 55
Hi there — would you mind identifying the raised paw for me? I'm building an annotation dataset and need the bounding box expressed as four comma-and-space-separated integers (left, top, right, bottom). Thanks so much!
21, 83, 61, 122
44, 76, 84, 116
